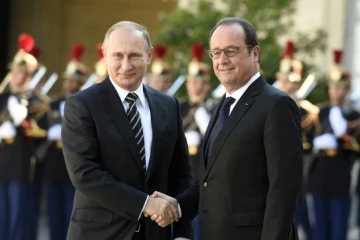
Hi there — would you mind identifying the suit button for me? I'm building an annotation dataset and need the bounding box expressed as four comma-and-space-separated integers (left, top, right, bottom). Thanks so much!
203, 182, 208, 187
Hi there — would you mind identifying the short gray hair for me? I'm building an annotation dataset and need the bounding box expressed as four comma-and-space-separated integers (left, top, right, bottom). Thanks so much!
209, 17, 260, 63
103, 21, 152, 51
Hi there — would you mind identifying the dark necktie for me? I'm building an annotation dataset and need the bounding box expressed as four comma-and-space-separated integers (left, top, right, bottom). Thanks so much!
125, 92, 146, 173
205, 97, 236, 164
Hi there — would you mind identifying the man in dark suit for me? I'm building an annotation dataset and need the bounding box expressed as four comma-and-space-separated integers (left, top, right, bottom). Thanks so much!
152, 17, 303, 240
61, 21, 192, 240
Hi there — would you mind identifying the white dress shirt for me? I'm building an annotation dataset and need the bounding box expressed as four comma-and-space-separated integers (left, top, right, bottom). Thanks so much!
226, 72, 260, 114
109, 79, 153, 170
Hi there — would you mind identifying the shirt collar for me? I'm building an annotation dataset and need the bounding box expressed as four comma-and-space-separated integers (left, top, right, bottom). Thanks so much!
109, 77, 147, 107
226, 72, 260, 101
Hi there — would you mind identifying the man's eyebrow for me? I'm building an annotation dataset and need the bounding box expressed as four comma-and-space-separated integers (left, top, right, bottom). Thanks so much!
210, 45, 238, 50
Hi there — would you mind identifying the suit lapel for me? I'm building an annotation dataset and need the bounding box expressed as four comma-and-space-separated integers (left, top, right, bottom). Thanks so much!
98, 78, 145, 176
143, 86, 164, 182
204, 77, 266, 178
202, 99, 223, 159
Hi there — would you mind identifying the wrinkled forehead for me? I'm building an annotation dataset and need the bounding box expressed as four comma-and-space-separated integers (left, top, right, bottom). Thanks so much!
106, 28, 148, 53
210, 24, 246, 49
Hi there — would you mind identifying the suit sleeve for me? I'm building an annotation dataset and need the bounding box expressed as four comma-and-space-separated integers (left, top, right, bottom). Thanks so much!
262, 96, 303, 240
170, 97, 194, 239
62, 95, 148, 221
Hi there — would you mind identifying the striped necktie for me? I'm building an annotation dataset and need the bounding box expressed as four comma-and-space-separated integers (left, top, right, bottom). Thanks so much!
125, 92, 146, 173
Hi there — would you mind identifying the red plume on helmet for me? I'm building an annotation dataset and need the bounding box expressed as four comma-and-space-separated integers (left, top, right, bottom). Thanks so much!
329, 49, 350, 86
191, 43, 205, 61
18, 33, 35, 52
154, 45, 167, 60
71, 43, 85, 61
333, 50, 342, 65
97, 43, 104, 60
283, 41, 294, 58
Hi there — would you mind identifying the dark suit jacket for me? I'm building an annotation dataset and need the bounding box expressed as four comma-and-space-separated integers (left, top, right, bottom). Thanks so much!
62, 78, 192, 240
177, 76, 303, 240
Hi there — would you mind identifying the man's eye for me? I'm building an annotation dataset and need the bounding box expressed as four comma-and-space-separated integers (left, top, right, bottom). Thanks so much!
225, 49, 237, 54
212, 51, 221, 57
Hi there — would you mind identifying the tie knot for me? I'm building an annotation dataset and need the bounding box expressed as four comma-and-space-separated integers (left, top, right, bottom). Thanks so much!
125, 92, 139, 105
223, 97, 235, 107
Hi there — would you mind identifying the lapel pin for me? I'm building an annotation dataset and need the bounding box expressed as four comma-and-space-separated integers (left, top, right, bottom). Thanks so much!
244, 102, 249, 106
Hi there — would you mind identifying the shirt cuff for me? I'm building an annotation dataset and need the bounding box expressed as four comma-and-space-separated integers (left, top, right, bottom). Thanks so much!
178, 203, 182, 218
138, 195, 149, 220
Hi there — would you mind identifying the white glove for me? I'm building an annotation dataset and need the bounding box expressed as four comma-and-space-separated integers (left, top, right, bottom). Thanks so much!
313, 133, 338, 151
60, 101, 66, 118
194, 106, 211, 135
329, 106, 347, 137
0, 121, 16, 139
7, 96, 28, 126
47, 124, 62, 141
185, 130, 201, 147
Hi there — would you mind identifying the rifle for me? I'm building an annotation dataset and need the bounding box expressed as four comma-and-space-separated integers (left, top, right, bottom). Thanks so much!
0, 74, 11, 93
295, 73, 317, 100
80, 73, 98, 91
28, 66, 47, 90
41, 73, 59, 95
166, 75, 186, 96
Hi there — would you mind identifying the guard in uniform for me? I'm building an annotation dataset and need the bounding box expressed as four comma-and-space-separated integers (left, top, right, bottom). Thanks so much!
43, 44, 87, 240
147, 45, 173, 93
0, 34, 50, 240
180, 43, 212, 240
308, 50, 360, 240
277, 41, 315, 240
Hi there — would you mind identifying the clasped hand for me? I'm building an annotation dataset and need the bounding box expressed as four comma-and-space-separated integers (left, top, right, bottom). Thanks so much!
143, 191, 178, 227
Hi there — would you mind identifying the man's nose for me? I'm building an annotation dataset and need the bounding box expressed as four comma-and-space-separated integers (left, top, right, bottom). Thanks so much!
121, 57, 132, 70
218, 51, 229, 64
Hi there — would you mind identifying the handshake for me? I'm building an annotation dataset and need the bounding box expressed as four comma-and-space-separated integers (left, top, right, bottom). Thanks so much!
143, 191, 180, 227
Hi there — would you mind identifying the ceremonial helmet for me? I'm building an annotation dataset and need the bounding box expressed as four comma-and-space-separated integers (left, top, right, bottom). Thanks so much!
63, 43, 88, 83
149, 45, 172, 81
276, 41, 303, 83
8, 33, 38, 74
187, 43, 211, 81
328, 50, 350, 87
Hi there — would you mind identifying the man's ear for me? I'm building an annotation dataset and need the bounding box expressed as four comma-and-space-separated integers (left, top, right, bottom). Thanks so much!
102, 45, 106, 59
147, 47, 154, 65
253, 45, 260, 62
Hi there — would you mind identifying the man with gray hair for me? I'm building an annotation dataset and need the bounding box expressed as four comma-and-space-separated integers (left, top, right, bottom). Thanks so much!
62, 21, 192, 240
152, 17, 302, 240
